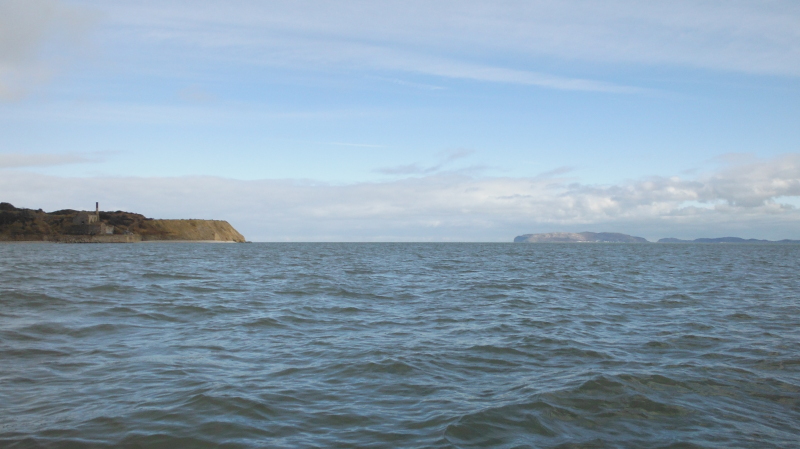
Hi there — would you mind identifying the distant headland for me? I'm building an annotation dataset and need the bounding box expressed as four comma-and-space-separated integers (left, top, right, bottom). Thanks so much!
0, 202, 246, 243
657, 237, 800, 244
514, 232, 800, 244
514, 232, 648, 243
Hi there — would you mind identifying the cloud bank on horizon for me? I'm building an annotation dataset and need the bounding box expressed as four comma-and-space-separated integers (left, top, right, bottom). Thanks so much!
1, 1, 799, 240
2, 154, 798, 241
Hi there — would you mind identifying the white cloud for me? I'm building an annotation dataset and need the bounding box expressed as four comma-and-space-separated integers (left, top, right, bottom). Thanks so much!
2, 154, 798, 241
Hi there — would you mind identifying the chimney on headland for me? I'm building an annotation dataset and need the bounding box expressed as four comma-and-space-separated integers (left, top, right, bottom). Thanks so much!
96, 202, 99, 214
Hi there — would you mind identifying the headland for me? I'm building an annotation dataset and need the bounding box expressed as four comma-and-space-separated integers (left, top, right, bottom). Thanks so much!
514, 232, 648, 243
0, 202, 246, 243
514, 232, 800, 243
658, 237, 800, 244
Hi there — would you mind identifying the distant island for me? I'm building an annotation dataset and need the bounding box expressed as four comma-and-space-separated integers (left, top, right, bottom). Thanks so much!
658, 237, 800, 244
514, 231, 800, 244
0, 202, 246, 243
514, 232, 648, 243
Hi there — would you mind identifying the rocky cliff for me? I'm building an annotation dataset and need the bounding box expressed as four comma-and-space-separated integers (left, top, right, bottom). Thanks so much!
0, 202, 246, 243
137, 219, 246, 242
514, 232, 649, 243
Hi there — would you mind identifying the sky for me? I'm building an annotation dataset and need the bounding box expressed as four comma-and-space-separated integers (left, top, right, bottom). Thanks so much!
1, 0, 799, 241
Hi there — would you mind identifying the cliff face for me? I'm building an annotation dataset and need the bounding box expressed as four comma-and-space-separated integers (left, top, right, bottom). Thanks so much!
0, 202, 246, 243
514, 232, 649, 243
138, 220, 246, 242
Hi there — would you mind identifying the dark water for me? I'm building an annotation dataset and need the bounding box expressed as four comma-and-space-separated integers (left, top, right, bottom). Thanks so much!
1, 243, 799, 448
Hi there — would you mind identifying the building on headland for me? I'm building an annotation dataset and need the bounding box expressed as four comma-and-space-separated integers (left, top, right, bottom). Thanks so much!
70, 202, 114, 235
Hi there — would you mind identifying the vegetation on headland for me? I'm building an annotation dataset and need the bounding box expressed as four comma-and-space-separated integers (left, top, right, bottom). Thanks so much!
0, 202, 246, 243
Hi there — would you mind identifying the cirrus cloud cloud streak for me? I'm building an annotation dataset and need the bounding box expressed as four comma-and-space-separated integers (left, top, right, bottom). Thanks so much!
78, 0, 800, 96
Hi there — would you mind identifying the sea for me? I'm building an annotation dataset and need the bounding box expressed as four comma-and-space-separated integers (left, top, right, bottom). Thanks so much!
1, 243, 798, 448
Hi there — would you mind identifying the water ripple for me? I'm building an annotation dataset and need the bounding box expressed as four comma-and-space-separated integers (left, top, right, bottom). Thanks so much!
1, 243, 799, 448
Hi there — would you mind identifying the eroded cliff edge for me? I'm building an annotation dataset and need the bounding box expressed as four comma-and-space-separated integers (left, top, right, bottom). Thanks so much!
0, 202, 246, 243
137, 219, 246, 242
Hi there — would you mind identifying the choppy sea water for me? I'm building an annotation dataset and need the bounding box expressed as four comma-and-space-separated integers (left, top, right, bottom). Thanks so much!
1, 243, 799, 448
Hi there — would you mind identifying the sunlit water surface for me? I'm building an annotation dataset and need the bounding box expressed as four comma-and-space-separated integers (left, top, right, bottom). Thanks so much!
1, 243, 799, 448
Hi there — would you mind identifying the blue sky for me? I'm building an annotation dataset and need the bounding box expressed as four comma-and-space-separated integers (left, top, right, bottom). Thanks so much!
2, 0, 799, 241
